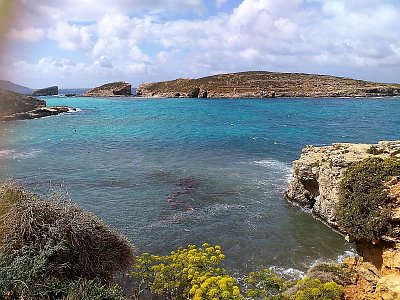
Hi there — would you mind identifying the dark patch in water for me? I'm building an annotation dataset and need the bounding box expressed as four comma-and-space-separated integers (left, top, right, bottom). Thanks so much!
165, 177, 199, 211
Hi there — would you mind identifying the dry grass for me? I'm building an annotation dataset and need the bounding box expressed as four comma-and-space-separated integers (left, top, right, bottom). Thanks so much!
0, 181, 135, 282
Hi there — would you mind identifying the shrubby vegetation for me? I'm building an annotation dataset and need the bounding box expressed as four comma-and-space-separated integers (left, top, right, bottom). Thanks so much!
0, 182, 346, 299
131, 245, 345, 300
336, 157, 400, 241
130, 243, 242, 300
0, 182, 134, 299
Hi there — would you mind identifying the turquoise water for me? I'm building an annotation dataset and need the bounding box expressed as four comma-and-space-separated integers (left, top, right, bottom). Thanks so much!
1, 97, 399, 276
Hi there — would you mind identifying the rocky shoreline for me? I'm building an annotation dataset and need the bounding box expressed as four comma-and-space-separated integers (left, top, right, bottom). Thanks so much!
136, 71, 400, 98
284, 141, 400, 239
0, 89, 76, 121
0, 106, 76, 121
285, 141, 400, 299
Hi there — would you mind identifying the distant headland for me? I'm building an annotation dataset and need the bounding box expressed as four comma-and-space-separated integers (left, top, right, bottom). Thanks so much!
136, 71, 400, 98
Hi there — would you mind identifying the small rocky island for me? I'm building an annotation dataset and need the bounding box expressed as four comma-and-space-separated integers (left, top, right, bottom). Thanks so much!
32, 86, 58, 96
136, 71, 400, 98
82, 82, 132, 97
285, 141, 400, 299
0, 89, 75, 121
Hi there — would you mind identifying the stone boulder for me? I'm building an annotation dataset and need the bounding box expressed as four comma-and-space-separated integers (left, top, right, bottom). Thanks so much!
32, 86, 58, 96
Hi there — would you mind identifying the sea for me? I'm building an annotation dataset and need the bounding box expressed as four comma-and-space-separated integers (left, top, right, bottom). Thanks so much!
1, 95, 399, 278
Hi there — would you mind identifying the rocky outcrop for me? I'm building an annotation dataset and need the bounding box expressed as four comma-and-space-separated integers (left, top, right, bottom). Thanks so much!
0, 89, 75, 121
32, 86, 58, 96
0, 89, 45, 116
1, 106, 76, 121
286, 141, 400, 299
83, 82, 132, 97
136, 71, 400, 98
342, 241, 400, 300
285, 141, 400, 234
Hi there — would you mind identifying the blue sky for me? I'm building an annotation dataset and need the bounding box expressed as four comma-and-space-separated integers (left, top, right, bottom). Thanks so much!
1, 0, 400, 88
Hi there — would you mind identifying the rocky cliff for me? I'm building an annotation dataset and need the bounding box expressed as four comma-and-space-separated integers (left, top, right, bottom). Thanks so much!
285, 141, 400, 299
82, 82, 132, 97
136, 71, 400, 98
285, 141, 400, 235
32, 86, 58, 96
0, 89, 75, 121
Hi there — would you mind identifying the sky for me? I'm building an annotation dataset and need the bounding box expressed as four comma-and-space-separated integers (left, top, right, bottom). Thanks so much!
0, 0, 400, 88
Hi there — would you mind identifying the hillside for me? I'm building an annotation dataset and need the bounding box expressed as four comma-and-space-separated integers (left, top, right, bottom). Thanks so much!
136, 71, 400, 98
0, 80, 32, 94
0, 89, 45, 116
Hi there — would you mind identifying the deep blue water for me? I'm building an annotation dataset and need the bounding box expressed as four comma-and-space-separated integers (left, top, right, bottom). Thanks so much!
1, 97, 399, 277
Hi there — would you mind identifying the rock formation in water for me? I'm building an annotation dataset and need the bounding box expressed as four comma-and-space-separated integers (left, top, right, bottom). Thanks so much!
285, 141, 400, 299
136, 71, 400, 98
32, 86, 58, 96
0, 89, 75, 121
82, 82, 132, 97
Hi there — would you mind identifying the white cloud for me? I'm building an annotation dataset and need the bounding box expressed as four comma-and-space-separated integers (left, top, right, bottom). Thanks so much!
95, 56, 113, 68
7, 27, 45, 42
47, 22, 94, 51
3, 0, 400, 86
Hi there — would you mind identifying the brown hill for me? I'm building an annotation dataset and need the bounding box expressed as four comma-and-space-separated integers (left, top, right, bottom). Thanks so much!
136, 71, 400, 98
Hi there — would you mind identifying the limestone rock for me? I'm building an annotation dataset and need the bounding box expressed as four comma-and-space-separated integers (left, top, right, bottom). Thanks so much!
375, 274, 400, 300
285, 141, 400, 236
32, 86, 58, 96
83, 82, 132, 97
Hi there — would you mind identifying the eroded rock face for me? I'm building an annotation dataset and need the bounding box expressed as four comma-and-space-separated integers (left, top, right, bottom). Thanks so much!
285, 141, 400, 232
343, 242, 400, 300
287, 141, 400, 300
32, 86, 58, 96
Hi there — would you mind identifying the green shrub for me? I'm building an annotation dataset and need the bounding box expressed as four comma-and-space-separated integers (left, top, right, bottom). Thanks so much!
61, 278, 125, 300
306, 263, 353, 286
0, 182, 135, 282
287, 278, 344, 300
0, 241, 66, 298
130, 243, 243, 300
336, 157, 400, 241
245, 268, 292, 299
366, 145, 383, 155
